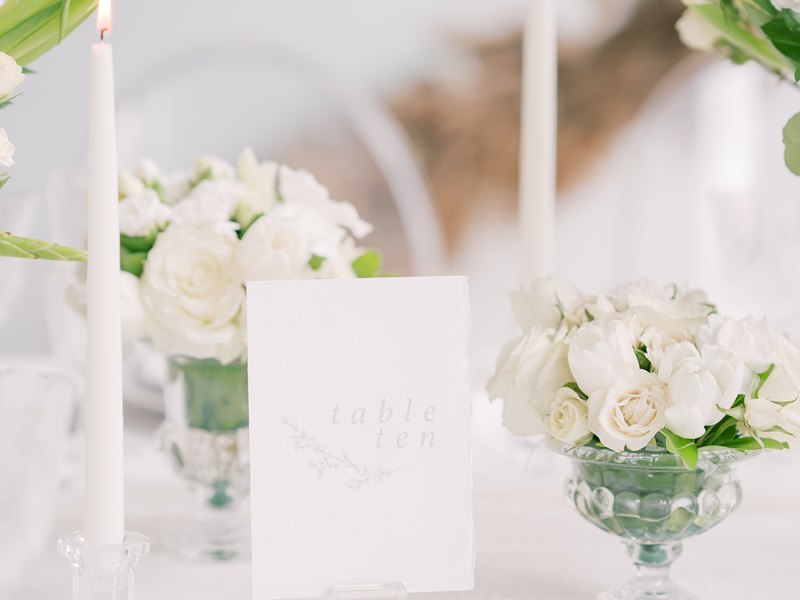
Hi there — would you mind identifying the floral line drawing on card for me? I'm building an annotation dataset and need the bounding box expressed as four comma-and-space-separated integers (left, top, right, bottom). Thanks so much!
282, 417, 400, 489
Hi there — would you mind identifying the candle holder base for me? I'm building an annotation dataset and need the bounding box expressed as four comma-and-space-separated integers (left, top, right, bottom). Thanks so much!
58, 530, 150, 600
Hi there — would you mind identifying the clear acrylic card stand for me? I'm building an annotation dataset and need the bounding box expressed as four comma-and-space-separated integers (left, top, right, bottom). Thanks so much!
327, 582, 408, 600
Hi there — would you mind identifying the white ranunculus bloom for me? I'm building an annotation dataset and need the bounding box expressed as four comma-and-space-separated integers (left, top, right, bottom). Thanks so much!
171, 179, 242, 230
487, 325, 572, 436
510, 276, 583, 331
567, 319, 639, 396
0, 127, 14, 168
696, 315, 774, 373
546, 387, 592, 444
588, 370, 667, 452
118, 189, 171, 237
120, 271, 147, 342
194, 154, 234, 180
676, 9, 719, 52
119, 171, 146, 198
139, 225, 245, 363
657, 342, 744, 438
237, 216, 309, 282
0, 51, 23, 101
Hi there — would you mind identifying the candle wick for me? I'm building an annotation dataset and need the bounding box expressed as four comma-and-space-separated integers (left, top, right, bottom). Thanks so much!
100, 28, 108, 42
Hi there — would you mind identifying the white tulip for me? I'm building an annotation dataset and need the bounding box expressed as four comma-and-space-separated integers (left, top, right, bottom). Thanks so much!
567, 319, 639, 396
658, 342, 744, 438
510, 276, 583, 331
0, 127, 14, 168
236, 216, 309, 282
0, 52, 23, 101
118, 189, 171, 237
487, 325, 572, 436
588, 370, 667, 452
745, 397, 800, 443
139, 225, 245, 364
546, 387, 592, 444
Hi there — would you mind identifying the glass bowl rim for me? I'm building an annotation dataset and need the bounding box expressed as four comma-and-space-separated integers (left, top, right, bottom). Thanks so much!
551, 440, 759, 470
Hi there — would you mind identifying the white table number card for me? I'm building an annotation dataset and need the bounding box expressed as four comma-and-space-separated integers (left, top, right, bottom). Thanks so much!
247, 277, 474, 600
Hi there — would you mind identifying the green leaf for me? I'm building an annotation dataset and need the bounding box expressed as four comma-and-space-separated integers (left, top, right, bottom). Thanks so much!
352, 249, 382, 278
58, 0, 71, 44
635, 346, 652, 372
663, 429, 699, 469
308, 254, 324, 271
783, 112, 800, 174
120, 247, 146, 276
762, 16, 800, 61
584, 308, 595, 322
0, 173, 9, 190
754, 363, 776, 398
120, 232, 157, 253
0, 231, 86, 261
563, 382, 588, 401
717, 436, 788, 450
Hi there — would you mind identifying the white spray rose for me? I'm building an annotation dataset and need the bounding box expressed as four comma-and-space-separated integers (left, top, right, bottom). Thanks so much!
546, 387, 592, 444
487, 325, 572, 436
510, 275, 583, 331
120, 271, 147, 342
0, 52, 23, 101
171, 179, 242, 230
657, 342, 744, 438
676, 9, 719, 52
236, 216, 309, 282
588, 370, 668, 452
696, 315, 774, 372
567, 319, 639, 396
140, 225, 245, 364
118, 189, 171, 237
0, 127, 15, 168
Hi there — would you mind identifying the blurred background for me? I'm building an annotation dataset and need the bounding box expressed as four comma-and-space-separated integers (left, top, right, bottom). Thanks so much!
3, 0, 800, 378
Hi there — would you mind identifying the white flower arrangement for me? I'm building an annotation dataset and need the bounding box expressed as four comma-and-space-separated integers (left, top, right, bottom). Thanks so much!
488, 277, 800, 467
119, 148, 380, 365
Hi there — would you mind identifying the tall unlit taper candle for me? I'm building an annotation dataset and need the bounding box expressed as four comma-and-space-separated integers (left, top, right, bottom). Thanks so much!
519, 0, 557, 283
84, 0, 124, 546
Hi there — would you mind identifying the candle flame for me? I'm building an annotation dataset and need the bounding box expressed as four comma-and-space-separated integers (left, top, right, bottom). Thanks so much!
97, 0, 112, 35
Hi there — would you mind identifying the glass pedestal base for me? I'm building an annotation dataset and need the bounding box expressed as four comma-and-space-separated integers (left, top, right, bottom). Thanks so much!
57, 530, 150, 600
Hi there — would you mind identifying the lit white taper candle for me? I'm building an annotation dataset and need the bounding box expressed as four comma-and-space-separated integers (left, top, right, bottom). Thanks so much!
519, 0, 557, 283
85, 0, 124, 546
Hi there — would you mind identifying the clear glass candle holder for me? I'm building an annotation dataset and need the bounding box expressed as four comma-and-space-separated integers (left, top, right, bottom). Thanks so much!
57, 530, 150, 600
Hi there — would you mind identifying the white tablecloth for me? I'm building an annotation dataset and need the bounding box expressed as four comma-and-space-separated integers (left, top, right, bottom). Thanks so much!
9, 396, 800, 600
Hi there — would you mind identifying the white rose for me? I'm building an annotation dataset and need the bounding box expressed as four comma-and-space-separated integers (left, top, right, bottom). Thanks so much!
546, 387, 592, 444
140, 225, 245, 363
487, 325, 572, 436
120, 271, 147, 342
567, 319, 639, 396
0, 51, 24, 101
610, 280, 710, 320
236, 217, 309, 282
119, 171, 146, 198
588, 370, 667, 451
171, 179, 242, 230
772, 0, 800, 12
657, 342, 744, 438
118, 189, 171, 237
676, 9, 719, 52
510, 275, 582, 331
696, 315, 774, 373
193, 154, 234, 180
0, 127, 15, 168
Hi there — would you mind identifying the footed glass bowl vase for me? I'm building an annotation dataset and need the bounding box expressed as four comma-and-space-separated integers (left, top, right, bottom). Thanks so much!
155, 356, 249, 561
558, 444, 753, 600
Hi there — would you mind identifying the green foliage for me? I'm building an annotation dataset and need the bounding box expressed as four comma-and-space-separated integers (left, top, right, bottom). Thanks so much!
0, 0, 97, 66
762, 15, 800, 60
783, 112, 800, 175
635, 346, 652, 372
0, 174, 8, 190
563, 382, 588, 401
120, 232, 157, 254
0, 231, 86, 261
753, 363, 776, 398
308, 254, 324, 271
120, 246, 146, 276
352, 249, 382, 278
663, 429, 699, 469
